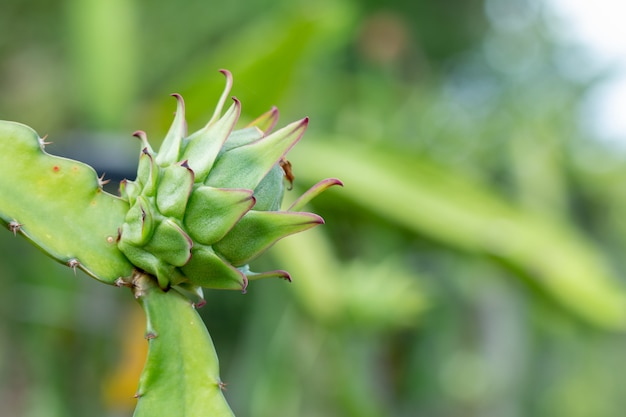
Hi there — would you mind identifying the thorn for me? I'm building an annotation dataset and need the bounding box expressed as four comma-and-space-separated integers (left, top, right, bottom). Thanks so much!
193, 299, 207, 309
133, 392, 142, 399
67, 258, 80, 274
38, 134, 52, 149
98, 172, 110, 187
218, 380, 228, 391
133, 288, 145, 299
145, 332, 157, 340
8, 220, 22, 236
114, 277, 132, 288
241, 276, 249, 294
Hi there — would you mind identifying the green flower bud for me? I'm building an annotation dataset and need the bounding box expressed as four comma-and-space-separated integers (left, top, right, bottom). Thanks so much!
117, 70, 341, 295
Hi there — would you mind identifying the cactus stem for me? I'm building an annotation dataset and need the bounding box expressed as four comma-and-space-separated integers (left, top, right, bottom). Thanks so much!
8, 220, 22, 236
67, 258, 80, 274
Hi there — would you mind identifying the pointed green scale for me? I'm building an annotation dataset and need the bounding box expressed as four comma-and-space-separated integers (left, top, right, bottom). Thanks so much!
214, 210, 324, 266
181, 244, 247, 291
245, 268, 292, 282
288, 178, 344, 211
143, 219, 192, 267
136, 149, 157, 197
205, 118, 308, 190
122, 196, 154, 246
155, 94, 186, 167
252, 164, 286, 211
246, 106, 279, 134
181, 100, 241, 183
133, 273, 234, 417
156, 162, 194, 219
220, 126, 264, 153
0, 121, 134, 283
216, 107, 278, 153
120, 179, 140, 205
184, 186, 255, 246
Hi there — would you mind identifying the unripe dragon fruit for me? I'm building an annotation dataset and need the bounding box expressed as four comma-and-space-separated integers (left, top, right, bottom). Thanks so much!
117, 70, 340, 295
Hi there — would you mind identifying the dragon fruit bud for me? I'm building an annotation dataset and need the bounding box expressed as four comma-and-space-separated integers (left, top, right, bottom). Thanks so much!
117, 70, 340, 293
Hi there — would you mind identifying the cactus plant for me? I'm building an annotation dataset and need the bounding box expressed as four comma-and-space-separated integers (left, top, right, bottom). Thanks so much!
0, 70, 340, 416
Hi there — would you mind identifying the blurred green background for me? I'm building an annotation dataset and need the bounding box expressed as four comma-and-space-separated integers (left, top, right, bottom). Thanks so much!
2, 0, 626, 416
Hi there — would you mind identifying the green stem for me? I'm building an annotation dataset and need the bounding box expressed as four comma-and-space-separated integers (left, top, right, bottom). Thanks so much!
131, 271, 235, 417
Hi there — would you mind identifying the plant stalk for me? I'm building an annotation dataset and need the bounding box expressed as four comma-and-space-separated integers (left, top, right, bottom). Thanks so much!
131, 271, 235, 417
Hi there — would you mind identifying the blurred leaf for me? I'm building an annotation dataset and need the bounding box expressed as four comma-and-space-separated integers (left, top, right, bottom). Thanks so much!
292, 139, 626, 330
65, 0, 139, 129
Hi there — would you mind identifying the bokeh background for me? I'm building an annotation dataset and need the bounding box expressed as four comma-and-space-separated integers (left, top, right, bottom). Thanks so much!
2, 0, 626, 416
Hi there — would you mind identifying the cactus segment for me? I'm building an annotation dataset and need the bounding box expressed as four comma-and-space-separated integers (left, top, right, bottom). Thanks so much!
132, 272, 234, 417
184, 186, 255, 245
214, 210, 324, 266
0, 121, 134, 283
